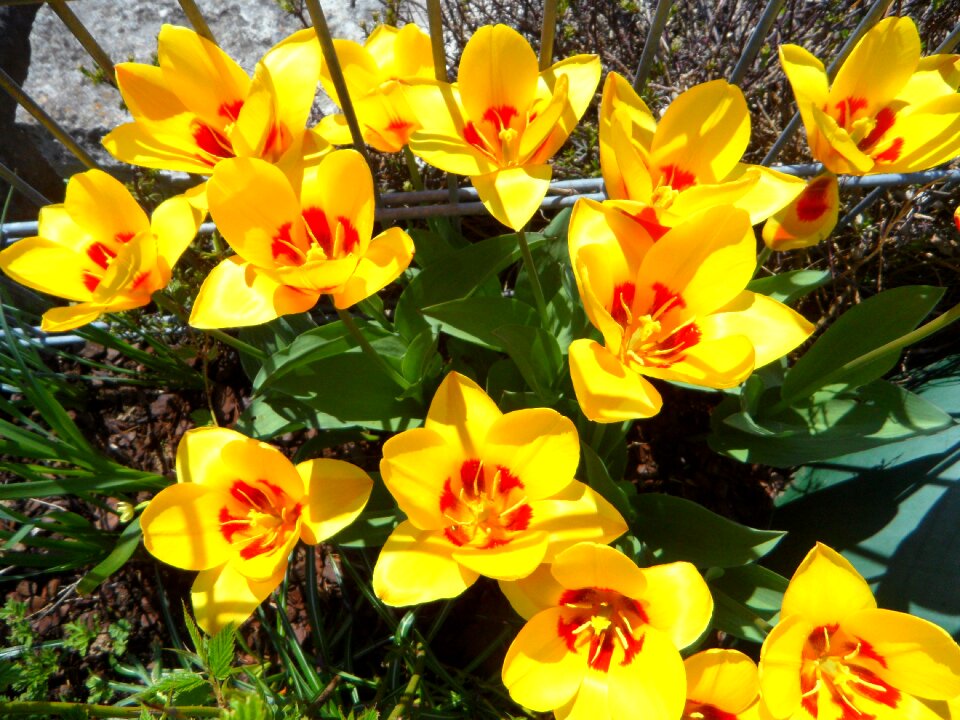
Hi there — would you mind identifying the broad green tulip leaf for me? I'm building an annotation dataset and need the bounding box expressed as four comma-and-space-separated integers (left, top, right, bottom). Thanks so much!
237, 394, 316, 439
78, 518, 143, 594
492, 324, 563, 403
709, 564, 789, 642
781, 285, 944, 404
395, 232, 545, 340
422, 296, 537, 350
238, 312, 317, 382
630, 493, 784, 567
401, 328, 441, 384
710, 379, 954, 467
747, 269, 831, 305
581, 444, 635, 522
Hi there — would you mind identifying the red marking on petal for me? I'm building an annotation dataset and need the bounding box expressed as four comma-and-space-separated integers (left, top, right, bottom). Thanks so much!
650, 282, 685, 316
239, 536, 272, 559
557, 614, 582, 653
483, 105, 518, 133
439, 478, 458, 513
874, 137, 903, 164
858, 106, 896, 151
683, 703, 737, 720
558, 588, 591, 605
504, 503, 532, 532
659, 164, 696, 191
82, 272, 101, 293
855, 637, 887, 669
481, 536, 510, 549
834, 96, 868, 128
610, 282, 635, 326
130, 271, 151, 291
630, 207, 670, 241
618, 630, 644, 667
387, 118, 415, 141
630, 598, 649, 624
87, 242, 116, 269
496, 466, 523, 494
337, 217, 359, 255
463, 121, 487, 151
460, 459, 484, 496
851, 666, 899, 708
302, 207, 332, 257
230, 480, 271, 511
115, 231, 135, 244
218, 506, 247, 543
796, 177, 833, 222
192, 121, 235, 160
801, 684, 819, 717
271, 222, 303, 265
443, 526, 468, 546
219, 100, 244, 121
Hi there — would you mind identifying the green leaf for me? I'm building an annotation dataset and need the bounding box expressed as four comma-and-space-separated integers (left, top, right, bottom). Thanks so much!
492, 325, 563, 403
334, 480, 402, 548
183, 603, 206, 661
423, 296, 537, 350
395, 232, 544, 340
630, 493, 784, 567
580, 445, 635, 522
77, 518, 143, 595
747, 269, 831, 304
782, 285, 944, 403
141, 671, 207, 700
708, 564, 787, 642
401, 328, 440, 384
238, 313, 317, 381
206, 623, 237, 681
710, 379, 954, 467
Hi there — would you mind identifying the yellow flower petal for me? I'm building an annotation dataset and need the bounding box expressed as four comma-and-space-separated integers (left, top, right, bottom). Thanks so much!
366, 23, 434, 80
114, 62, 186, 122
640, 561, 713, 650
758, 614, 812, 719
843, 608, 960, 701
878, 94, 960, 173
191, 561, 283, 635
525, 482, 627, 561
550, 542, 647, 599
425, 372, 502, 460
189, 256, 319, 329
372, 520, 479, 606
101, 118, 222, 175
781, 543, 877, 625
599, 72, 657, 201
520, 73, 569, 163
140, 482, 233, 571
810, 104, 875, 173
762, 173, 840, 251
451, 530, 549, 580
40, 304, 107, 332
532, 53, 601, 162
458, 24, 538, 128
698, 291, 814, 368
319, 37, 380, 104
380, 426, 460, 530
296, 459, 372, 545
651, 81, 750, 185
300, 150, 376, 253
480, 408, 580, 499
66, 170, 150, 245
260, 28, 322, 140
329, 226, 414, 309
0, 237, 92, 302
499, 563, 566, 620
175, 426, 253, 488
151, 193, 204, 270
684, 649, 759, 714
502, 606, 587, 711
896, 53, 960, 105
568, 338, 663, 422
472, 163, 552, 231
778, 44, 829, 151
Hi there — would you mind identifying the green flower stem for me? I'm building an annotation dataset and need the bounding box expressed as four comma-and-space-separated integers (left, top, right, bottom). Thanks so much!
336, 308, 411, 389
152, 292, 268, 363
426, 0, 447, 81
403, 146, 425, 192
47, 0, 116, 87
539, 0, 558, 71
0, 702, 221, 718
756, 246, 772, 268
176, 0, 217, 44
518, 228, 549, 325
386, 663, 423, 720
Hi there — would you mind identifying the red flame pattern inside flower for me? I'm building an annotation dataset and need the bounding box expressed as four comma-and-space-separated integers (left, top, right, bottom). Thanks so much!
796, 177, 833, 222
439, 459, 531, 549
218, 478, 302, 559
682, 703, 738, 720
659, 164, 696, 191
556, 587, 649, 672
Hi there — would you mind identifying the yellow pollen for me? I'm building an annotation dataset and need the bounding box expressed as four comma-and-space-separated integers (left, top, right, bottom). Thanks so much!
499, 127, 519, 165
849, 116, 875, 145
588, 615, 612, 634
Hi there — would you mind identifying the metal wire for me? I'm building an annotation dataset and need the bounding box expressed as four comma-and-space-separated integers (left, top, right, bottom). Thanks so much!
0, 161, 51, 208
46, 0, 116, 86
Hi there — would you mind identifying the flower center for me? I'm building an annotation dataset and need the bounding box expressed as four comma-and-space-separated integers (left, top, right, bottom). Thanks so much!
799, 624, 900, 718
611, 282, 701, 368
463, 104, 525, 167
218, 479, 302, 559
270, 209, 360, 267
556, 587, 649, 672
439, 459, 532, 549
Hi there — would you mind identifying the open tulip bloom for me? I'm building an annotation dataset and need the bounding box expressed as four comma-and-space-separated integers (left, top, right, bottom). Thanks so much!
779, 16, 960, 177
759, 543, 960, 719
405, 23, 600, 230
683, 649, 761, 720
316, 23, 436, 153
190, 148, 414, 328
372, 373, 627, 606
500, 542, 713, 720
567, 201, 814, 421
140, 427, 373, 634
599, 73, 805, 240
103, 25, 328, 179
0, 169, 202, 332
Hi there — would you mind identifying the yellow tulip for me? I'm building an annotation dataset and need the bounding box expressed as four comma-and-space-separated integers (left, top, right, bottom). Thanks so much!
317, 23, 436, 152
190, 149, 414, 328
567, 200, 814, 421
0, 169, 202, 332
103, 25, 329, 177
406, 24, 600, 230
372, 373, 626, 606
501, 542, 713, 720
780, 16, 960, 175
683, 649, 761, 720
759, 543, 960, 719
599, 73, 805, 239
140, 426, 372, 634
